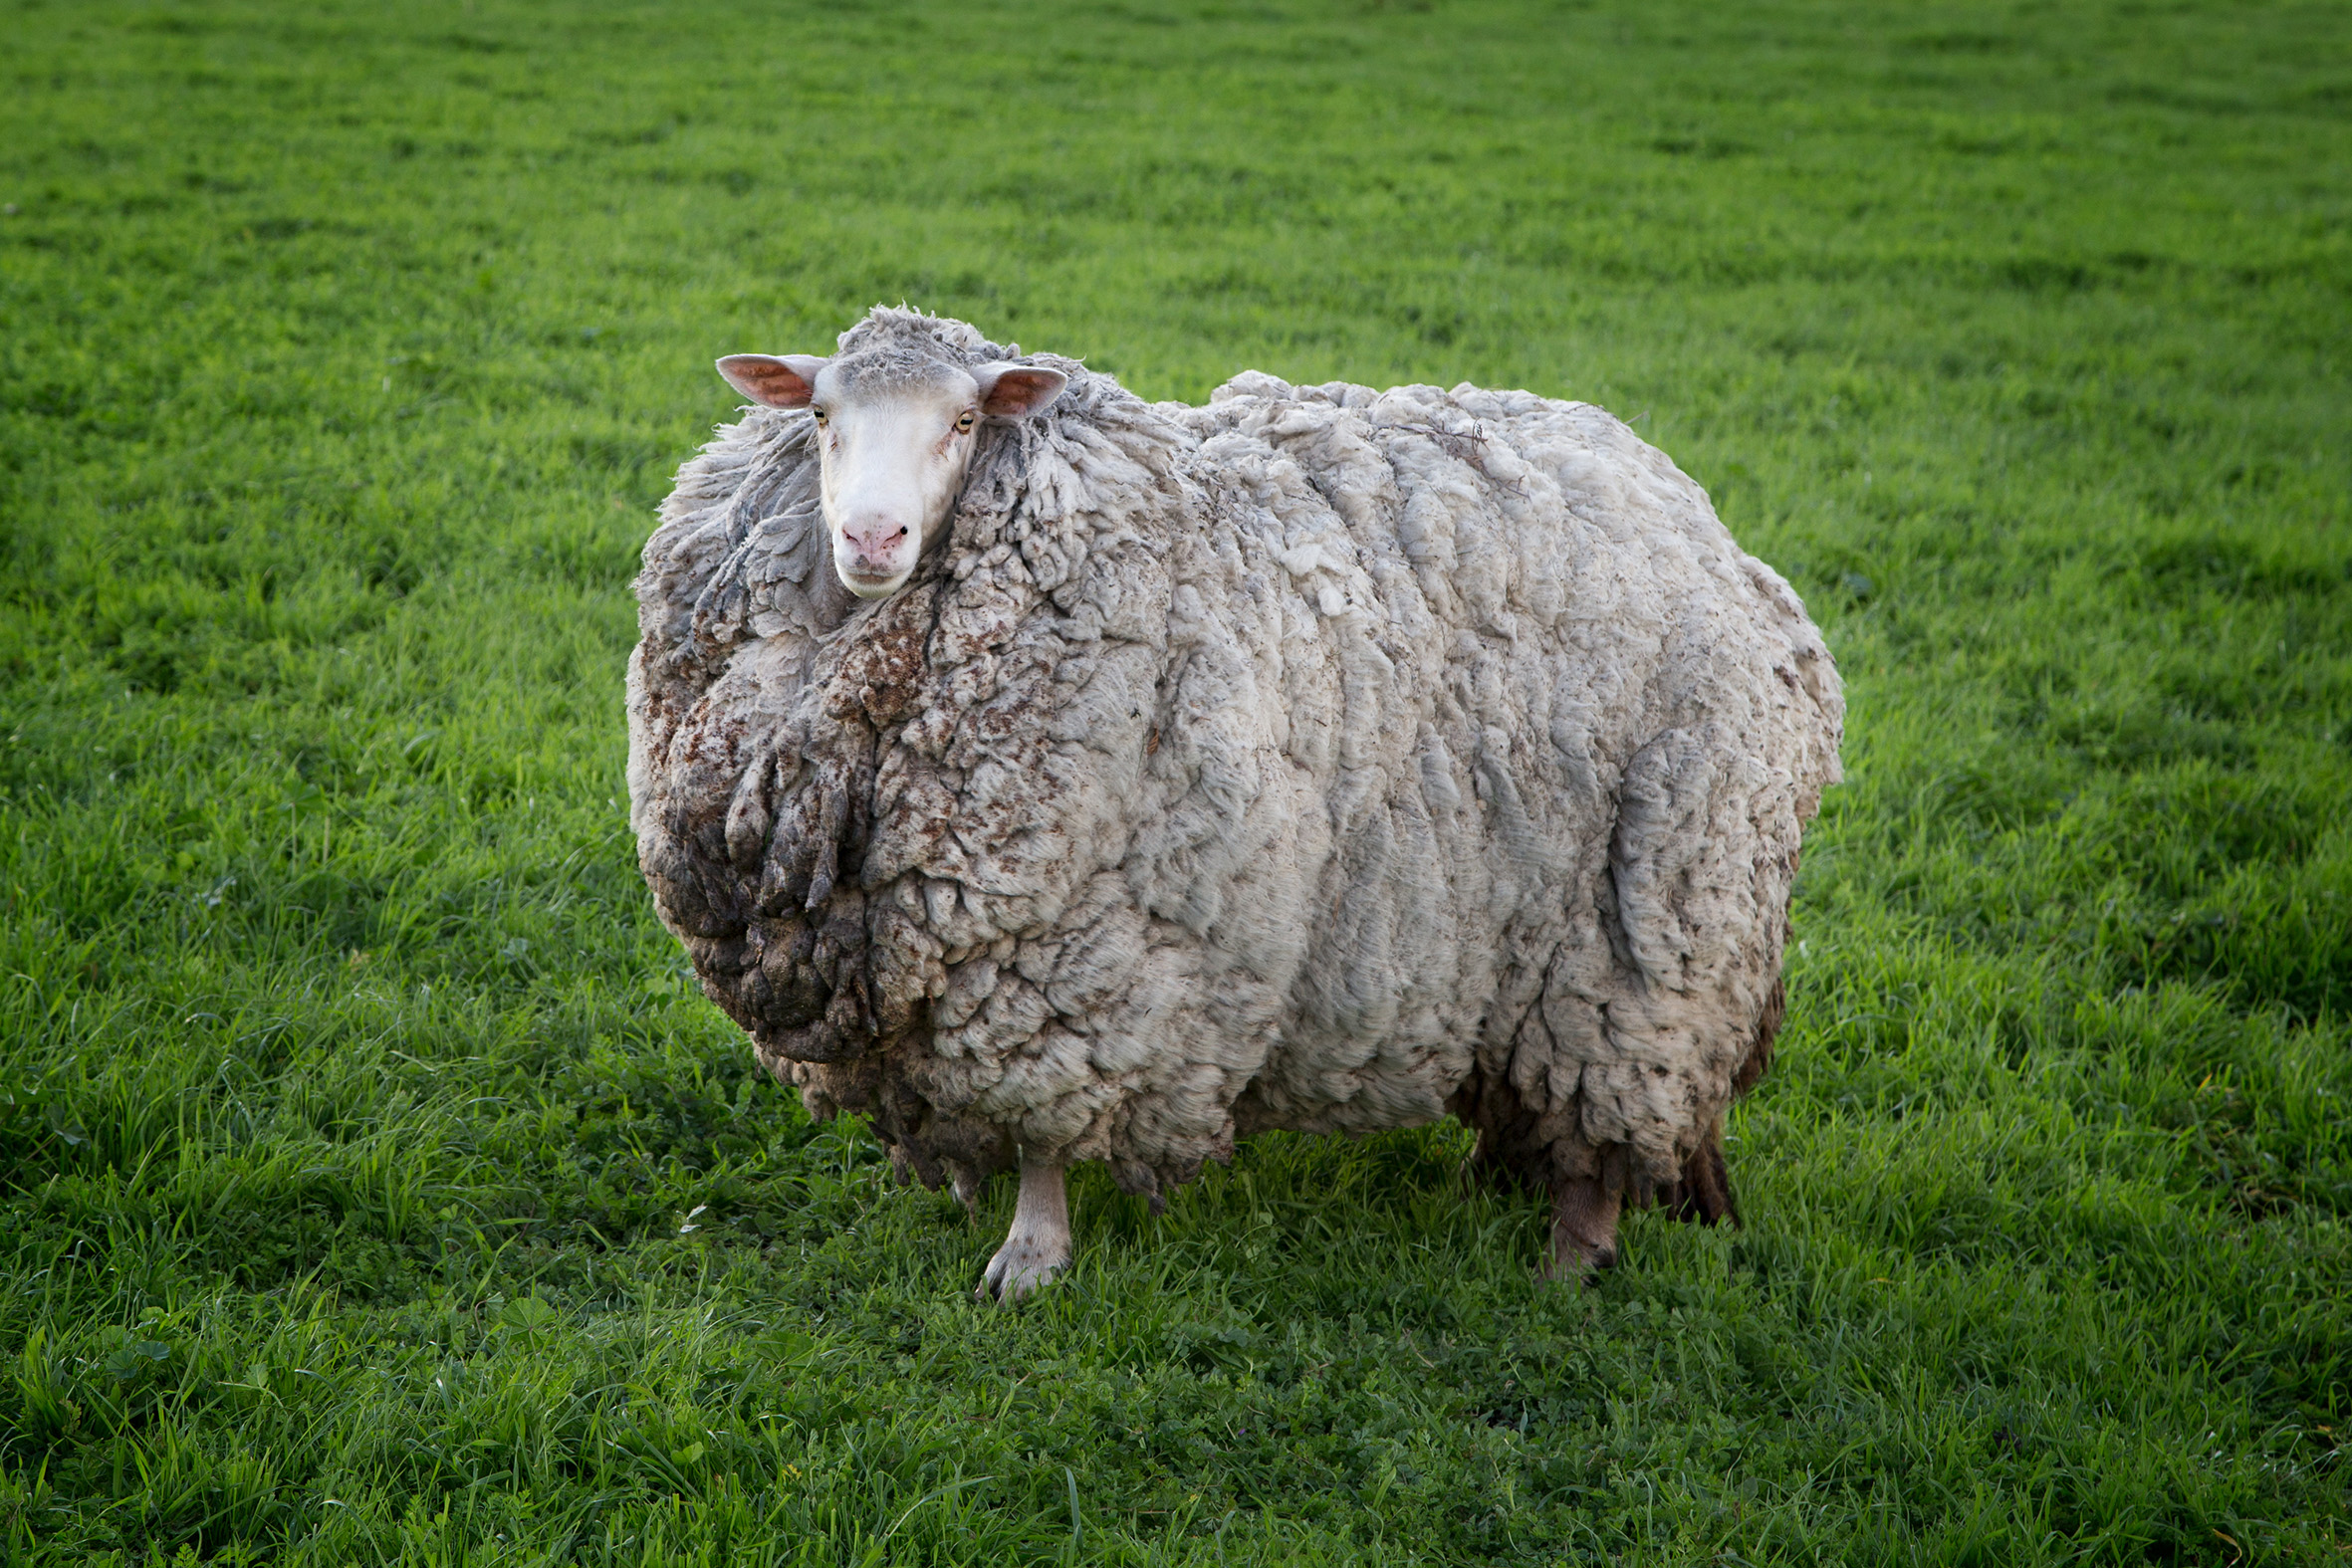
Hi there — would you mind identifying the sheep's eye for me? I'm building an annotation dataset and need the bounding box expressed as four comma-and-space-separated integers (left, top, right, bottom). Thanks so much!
955, 411, 975, 432
811, 407, 828, 424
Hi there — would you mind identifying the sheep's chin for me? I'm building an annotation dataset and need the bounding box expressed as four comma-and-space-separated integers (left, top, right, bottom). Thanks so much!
836, 565, 910, 600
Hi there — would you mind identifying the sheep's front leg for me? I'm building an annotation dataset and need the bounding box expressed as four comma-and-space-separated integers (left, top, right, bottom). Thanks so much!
978, 1161, 1071, 1302
1547, 1176, 1622, 1281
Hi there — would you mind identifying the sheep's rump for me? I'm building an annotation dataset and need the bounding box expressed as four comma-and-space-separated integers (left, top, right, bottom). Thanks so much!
628, 312, 1843, 1208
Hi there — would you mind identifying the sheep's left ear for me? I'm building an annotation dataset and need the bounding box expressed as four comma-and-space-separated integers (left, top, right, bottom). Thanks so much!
974, 362, 1067, 420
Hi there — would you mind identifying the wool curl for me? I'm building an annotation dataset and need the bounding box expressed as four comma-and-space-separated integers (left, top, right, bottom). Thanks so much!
627, 307, 1843, 1216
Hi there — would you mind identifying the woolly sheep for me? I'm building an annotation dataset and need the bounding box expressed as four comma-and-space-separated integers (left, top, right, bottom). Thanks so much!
627, 308, 1843, 1298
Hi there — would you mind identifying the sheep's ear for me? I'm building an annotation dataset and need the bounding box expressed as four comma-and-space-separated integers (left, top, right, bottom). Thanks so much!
716, 353, 828, 408
974, 362, 1067, 420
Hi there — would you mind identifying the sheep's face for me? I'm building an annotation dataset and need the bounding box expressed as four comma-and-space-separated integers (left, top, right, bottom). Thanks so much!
716, 349, 1067, 600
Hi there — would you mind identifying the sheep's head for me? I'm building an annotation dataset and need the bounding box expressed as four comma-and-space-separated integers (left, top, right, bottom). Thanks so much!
716, 346, 1067, 599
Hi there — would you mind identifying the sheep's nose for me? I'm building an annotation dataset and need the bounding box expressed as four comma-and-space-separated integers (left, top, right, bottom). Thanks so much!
841, 518, 911, 565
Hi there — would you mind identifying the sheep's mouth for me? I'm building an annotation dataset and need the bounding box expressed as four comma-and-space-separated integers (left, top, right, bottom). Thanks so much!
840, 569, 907, 598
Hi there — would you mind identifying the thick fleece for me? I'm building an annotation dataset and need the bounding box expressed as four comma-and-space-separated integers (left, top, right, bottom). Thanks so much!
628, 309, 1842, 1215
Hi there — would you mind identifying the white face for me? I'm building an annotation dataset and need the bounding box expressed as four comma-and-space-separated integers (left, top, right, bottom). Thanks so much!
810, 369, 982, 598
714, 349, 1069, 601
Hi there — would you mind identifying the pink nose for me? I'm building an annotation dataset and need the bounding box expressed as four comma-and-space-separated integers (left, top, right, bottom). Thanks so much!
840, 520, 910, 573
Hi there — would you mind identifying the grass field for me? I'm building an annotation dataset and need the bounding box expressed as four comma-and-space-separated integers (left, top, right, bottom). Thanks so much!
3, 0, 2349, 1561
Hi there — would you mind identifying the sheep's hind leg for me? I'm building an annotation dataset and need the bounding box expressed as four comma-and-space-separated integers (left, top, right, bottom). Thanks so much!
978, 1161, 1071, 1303
1664, 1118, 1739, 1227
1546, 1176, 1622, 1282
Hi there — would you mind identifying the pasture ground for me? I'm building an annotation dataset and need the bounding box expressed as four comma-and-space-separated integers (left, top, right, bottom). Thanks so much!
2, 0, 2348, 1561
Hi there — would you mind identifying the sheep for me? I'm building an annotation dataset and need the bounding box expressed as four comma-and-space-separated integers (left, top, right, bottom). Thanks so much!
627, 307, 1843, 1298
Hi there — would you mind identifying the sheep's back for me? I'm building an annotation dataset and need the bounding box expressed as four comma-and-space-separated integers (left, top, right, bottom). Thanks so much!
1167, 376, 1841, 1184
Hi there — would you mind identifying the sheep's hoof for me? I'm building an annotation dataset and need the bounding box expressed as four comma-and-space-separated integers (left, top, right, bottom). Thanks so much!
977, 1239, 1069, 1303
980, 1160, 1072, 1302
1544, 1176, 1623, 1284
1541, 1236, 1619, 1285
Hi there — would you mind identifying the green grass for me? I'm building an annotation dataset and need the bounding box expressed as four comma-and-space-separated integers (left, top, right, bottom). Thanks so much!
2, 0, 2348, 1560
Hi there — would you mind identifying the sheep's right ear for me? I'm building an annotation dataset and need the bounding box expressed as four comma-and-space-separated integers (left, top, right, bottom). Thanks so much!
716, 353, 828, 408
